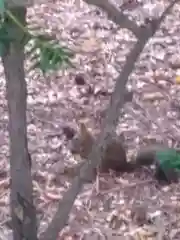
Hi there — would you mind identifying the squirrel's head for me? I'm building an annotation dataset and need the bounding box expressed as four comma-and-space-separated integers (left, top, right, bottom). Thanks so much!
70, 122, 94, 158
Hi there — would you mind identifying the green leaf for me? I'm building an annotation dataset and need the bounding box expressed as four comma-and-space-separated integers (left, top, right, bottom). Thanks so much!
0, 8, 74, 73
156, 149, 180, 171
24, 30, 74, 73
35, 41, 73, 72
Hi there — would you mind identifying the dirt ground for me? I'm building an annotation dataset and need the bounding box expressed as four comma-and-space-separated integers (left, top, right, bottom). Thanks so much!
1, 0, 180, 239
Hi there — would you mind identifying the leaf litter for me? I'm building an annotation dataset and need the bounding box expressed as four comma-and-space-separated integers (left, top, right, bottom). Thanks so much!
0, 0, 180, 239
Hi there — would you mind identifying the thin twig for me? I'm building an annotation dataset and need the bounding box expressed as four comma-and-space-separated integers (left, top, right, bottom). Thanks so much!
83, 0, 140, 37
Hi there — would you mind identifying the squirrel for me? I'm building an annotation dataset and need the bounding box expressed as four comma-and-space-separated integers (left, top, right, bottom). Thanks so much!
69, 123, 179, 183
70, 122, 134, 173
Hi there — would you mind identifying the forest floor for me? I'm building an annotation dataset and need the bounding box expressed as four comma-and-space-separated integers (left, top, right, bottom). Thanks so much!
0, 0, 180, 239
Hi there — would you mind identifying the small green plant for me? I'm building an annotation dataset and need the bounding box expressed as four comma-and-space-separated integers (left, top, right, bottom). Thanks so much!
26, 36, 74, 73
0, 2, 74, 73
156, 149, 180, 171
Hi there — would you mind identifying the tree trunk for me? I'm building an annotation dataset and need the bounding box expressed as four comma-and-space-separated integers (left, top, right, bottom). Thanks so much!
2, 7, 37, 240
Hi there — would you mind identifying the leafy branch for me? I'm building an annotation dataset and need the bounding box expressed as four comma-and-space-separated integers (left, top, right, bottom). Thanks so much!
0, 5, 74, 73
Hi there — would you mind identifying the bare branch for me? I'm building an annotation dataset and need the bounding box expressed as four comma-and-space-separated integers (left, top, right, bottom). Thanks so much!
154, 0, 180, 25
40, 2, 178, 240
83, 0, 140, 37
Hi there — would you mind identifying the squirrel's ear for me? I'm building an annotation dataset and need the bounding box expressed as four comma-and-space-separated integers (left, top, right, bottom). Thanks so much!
79, 122, 91, 139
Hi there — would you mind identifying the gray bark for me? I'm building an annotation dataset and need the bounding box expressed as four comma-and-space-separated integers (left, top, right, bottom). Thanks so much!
2, 7, 37, 240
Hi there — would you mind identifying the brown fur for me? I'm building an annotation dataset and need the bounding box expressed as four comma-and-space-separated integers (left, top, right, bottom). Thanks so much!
70, 124, 180, 183
70, 123, 135, 173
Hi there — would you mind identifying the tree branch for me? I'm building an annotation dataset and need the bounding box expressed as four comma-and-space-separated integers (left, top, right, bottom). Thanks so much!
40, 1, 178, 240
83, 0, 140, 37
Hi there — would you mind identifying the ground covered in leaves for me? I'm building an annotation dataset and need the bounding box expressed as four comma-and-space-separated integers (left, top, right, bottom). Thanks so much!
1, 0, 180, 239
